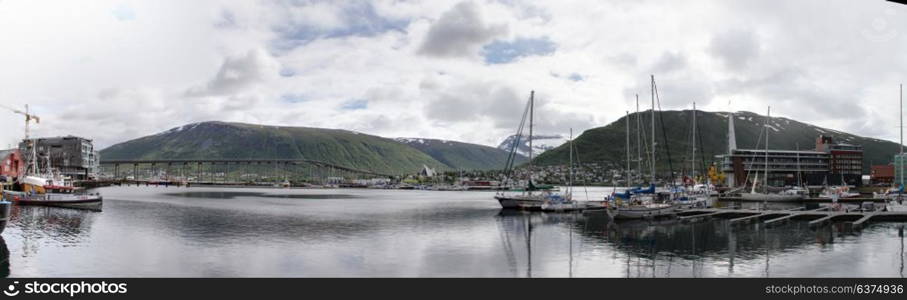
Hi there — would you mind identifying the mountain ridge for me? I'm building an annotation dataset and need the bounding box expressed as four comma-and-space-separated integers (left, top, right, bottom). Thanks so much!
100, 121, 523, 174
533, 110, 902, 175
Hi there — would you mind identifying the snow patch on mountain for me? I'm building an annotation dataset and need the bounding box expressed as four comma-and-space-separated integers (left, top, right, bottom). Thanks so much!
497, 134, 566, 157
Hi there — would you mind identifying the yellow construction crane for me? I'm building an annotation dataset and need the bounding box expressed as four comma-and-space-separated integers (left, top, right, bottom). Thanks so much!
0, 104, 40, 140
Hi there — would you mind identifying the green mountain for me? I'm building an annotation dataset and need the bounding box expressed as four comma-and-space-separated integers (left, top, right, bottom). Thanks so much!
394, 138, 527, 170
100, 121, 449, 175
534, 110, 901, 174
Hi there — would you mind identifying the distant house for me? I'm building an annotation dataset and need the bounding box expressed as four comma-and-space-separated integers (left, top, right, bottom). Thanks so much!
418, 164, 436, 177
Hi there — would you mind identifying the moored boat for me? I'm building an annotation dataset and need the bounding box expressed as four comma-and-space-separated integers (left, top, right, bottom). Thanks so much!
495, 91, 572, 210
2, 189, 102, 210
606, 202, 675, 220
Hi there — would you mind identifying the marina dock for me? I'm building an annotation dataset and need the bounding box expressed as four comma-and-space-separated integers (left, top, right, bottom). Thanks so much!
718, 196, 887, 203
677, 207, 907, 228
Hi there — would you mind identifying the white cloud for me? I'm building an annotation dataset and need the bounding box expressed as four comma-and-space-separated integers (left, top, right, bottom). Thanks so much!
417, 1, 508, 58
0, 0, 906, 153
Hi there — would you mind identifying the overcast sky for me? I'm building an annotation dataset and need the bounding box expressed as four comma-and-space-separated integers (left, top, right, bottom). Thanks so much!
1, 0, 906, 150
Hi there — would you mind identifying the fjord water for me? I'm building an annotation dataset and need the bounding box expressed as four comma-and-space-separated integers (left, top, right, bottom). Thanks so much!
1, 186, 904, 277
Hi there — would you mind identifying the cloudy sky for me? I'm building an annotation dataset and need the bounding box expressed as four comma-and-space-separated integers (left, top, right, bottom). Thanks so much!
1, 0, 906, 150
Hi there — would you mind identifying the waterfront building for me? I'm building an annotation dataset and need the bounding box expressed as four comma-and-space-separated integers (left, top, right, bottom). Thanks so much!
0, 149, 24, 181
815, 135, 863, 183
719, 112, 863, 187
871, 164, 895, 186
18, 135, 100, 180
719, 148, 830, 187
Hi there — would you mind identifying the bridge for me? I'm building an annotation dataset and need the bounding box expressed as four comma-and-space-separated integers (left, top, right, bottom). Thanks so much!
98, 159, 396, 184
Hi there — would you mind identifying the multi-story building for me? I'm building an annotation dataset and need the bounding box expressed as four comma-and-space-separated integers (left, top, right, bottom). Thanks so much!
815, 135, 863, 186
720, 148, 829, 187
718, 113, 864, 187
18, 136, 100, 180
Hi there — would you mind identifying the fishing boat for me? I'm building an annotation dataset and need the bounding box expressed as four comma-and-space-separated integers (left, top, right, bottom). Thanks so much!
496, 91, 570, 210
0, 108, 102, 211
2, 170, 103, 210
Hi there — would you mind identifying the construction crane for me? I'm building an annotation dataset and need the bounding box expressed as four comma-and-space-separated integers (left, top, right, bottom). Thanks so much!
0, 103, 40, 140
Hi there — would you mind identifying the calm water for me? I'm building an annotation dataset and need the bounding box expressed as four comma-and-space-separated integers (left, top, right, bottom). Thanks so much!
0, 186, 905, 277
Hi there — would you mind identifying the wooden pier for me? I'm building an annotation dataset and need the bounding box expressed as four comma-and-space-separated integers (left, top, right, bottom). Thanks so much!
677, 207, 907, 229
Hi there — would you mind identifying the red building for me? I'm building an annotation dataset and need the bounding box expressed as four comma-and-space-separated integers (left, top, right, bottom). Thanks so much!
871, 164, 895, 185
815, 135, 863, 186
0, 149, 24, 180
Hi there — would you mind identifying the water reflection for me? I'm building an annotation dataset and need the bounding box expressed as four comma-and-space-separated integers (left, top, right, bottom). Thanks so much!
2, 186, 905, 277
900, 225, 905, 278
164, 191, 357, 199
11, 206, 96, 243
495, 208, 906, 277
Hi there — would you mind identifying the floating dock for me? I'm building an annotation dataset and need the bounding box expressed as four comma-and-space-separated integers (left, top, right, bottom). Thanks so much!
718, 196, 886, 203
677, 207, 907, 229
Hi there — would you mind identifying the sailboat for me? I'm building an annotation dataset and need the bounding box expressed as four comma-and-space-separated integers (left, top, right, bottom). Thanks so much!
818, 174, 859, 199
540, 129, 587, 212
882, 84, 907, 212
605, 76, 676, 219
740, 106, 805, 202
674, 102, 712, 209
496, 91, 568, 210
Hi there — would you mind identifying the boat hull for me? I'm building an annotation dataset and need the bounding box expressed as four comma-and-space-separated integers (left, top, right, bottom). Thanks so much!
540, 202, 585, 212
607, 204, 676, 220
495, 195, 544, 210
2, 191, 103, 211
740, 193, 803, 202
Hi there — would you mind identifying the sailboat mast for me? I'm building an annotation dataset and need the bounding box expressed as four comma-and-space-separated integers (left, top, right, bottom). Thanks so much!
636, 94, 641, 185
529, 91, 534, 182
626, 111, 630, 187
569, 128, 574, 191
765, 106, 770, 187
901, 84, 904, 155
690, 102, 696, 180
796, 143, 802, 187
651, 75, 656, 184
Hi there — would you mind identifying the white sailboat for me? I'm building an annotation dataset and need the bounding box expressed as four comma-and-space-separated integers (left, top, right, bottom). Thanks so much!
674, 102, 711, 209
886, 84, 907, 212
496, 91, 569, 210
740, 106, 804, 202
540, 129, 582, 212
606, 76, 675, 219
